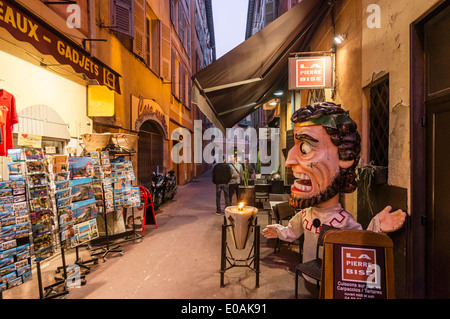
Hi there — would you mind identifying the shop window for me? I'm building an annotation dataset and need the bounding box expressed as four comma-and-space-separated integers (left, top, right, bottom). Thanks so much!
13, 136, 66, 155
369, 77, 389, 167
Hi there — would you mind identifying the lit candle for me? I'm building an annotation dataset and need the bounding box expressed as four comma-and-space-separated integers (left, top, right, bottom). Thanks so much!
225, 203, 258, 250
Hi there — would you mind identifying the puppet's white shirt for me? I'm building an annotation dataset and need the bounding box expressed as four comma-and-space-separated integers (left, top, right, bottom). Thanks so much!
272, 203, 381, 265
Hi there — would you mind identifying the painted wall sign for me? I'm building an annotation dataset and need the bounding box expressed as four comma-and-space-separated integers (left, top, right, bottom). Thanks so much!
288, 56, 333, 90
131, 95, 169, 140
0, 0, 121, 94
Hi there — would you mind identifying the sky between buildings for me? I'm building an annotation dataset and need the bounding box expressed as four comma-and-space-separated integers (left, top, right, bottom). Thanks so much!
211, 0, 249, 58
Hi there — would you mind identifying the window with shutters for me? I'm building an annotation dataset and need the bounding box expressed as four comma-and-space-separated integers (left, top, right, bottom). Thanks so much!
171, 49, 180, 99
160, 23, 171, 80
110, 0, 134, 38
145, 6, 160, 75
133, 0, 146, 59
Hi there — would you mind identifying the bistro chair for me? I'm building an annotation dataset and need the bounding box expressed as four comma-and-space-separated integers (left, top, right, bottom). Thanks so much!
254, 179, 270, 208
294, 224, 338, 299
267, 193, 290, 224
273, 201, 301, 255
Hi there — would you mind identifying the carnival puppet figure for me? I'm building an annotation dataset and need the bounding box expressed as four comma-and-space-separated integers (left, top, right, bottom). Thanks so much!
262, 102, 406, 270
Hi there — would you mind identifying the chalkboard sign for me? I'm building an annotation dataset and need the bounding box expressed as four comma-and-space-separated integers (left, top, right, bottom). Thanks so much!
321, 230, 395, 299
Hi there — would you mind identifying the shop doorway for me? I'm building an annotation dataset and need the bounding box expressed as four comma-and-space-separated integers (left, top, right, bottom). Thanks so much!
411, 0, 450, 298
138, 120, 164, 188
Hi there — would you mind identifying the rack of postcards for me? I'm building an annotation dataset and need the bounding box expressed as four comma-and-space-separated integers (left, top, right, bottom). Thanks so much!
24, 148, 71, 299
86, 151, 142, 261
0, 149, 32, 295
50, 155, 99, 286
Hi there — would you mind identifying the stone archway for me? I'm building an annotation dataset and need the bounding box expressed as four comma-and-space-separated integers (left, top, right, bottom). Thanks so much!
137, 120, 164, 187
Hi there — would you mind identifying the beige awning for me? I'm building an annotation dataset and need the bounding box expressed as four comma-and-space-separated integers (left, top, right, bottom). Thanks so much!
192, 0, 331, 132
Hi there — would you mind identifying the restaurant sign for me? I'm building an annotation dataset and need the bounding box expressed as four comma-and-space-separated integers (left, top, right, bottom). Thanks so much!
131, 95, 169, 140
0, 0, 121, 94
333, 244, 386, 299
288, 56, 333, 90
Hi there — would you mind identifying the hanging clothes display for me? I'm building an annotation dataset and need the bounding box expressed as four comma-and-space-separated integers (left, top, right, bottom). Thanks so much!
0, 90, 19, 156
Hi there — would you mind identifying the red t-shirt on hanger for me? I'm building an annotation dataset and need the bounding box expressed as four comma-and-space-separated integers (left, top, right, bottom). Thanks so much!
0, 89, 19, 156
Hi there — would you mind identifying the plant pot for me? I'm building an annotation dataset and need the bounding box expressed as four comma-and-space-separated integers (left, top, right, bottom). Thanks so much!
238, 186, 255, 207
373, 167, 388, 185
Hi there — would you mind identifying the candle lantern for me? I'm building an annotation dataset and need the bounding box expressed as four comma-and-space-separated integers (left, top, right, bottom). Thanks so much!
220, 202, 260, 288
224, 202, 258, 250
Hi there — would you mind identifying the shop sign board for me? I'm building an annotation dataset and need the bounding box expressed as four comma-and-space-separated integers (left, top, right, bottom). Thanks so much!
288, 56, 333, 90
333, 244, 387, 299
131, 95, 169, 140
0, 0, 121, 94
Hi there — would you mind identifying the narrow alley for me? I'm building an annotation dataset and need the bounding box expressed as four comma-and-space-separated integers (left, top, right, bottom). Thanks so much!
3, 170, 314, 300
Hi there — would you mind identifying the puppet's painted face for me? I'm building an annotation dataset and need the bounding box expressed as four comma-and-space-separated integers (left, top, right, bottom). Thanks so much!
286, 124, 352, 209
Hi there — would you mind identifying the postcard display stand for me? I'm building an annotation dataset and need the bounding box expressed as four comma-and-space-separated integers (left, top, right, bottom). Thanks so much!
0, 148, 69, 299
53, 154, 100, 287
0, 150, 33, 297
84, 151, 142, 262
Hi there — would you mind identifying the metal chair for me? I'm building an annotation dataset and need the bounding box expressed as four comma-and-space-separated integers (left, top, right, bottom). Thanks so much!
254, 180, 269, 208
273, 201, 297, 253
267, 193, 290, 224
294, 224, 338, 299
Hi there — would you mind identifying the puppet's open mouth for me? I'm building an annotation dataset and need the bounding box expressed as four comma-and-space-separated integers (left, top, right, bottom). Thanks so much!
292, 172, 312, 193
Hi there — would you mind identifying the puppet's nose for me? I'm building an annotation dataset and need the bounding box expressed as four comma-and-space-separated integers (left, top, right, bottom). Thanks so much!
285, 148, 299, 167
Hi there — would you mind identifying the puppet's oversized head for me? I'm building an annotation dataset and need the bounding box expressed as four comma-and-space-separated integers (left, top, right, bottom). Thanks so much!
287, 102, 361, 209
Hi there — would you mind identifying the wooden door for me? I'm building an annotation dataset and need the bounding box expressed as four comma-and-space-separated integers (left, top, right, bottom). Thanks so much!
424, 3, 450, 298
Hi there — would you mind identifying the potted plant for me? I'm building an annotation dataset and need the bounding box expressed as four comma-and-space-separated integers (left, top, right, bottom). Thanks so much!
255, 151, 262, 179
355, 162, 388, 217
238, 165, 255, 206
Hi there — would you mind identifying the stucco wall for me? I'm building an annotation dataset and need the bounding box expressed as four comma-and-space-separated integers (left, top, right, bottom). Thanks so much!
361, 0, 440, 192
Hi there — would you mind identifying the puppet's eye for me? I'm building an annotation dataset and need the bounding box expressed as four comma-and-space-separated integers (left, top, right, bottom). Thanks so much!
300, 142, 312, 155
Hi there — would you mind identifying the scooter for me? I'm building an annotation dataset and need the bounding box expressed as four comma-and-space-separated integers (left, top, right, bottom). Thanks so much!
150, 172, 165, 209
163, 170, 178, 201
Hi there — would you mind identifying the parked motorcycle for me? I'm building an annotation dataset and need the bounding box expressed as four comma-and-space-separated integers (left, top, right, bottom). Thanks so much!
150, 172, 165, 209
163, 170, 178, 201
149, 170, 177, 209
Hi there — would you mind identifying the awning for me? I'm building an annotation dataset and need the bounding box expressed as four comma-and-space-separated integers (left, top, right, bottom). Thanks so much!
192, 0, 331, 132
0, 0, 121, 94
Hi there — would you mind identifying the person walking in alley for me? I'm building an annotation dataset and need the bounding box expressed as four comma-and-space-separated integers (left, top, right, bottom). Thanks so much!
229, 156, 243, 205
212, 156, 232, 215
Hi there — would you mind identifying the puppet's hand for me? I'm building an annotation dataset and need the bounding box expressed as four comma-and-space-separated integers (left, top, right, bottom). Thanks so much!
377, 206, 406, 232
262, 225, 279, 238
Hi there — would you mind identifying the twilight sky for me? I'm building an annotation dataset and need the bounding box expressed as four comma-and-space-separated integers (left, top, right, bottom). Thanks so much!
211, 0, 249, 58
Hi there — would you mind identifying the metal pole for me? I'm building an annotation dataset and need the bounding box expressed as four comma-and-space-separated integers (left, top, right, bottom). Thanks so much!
220, 217, 227, 287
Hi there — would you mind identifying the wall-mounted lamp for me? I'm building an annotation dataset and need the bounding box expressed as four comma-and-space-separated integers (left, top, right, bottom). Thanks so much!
274, 90, 284, 97
334, 33, 347, 44
269, 101, 278, 106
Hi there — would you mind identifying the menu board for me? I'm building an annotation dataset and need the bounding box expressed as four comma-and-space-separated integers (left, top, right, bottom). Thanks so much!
333, 243, 387, 299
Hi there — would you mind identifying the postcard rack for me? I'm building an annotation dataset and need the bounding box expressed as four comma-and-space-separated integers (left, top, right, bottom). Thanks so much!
25, 149, 69, 299
0, 150, 34, 297
90, 150, 142, 261
85, 150, 142, 262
